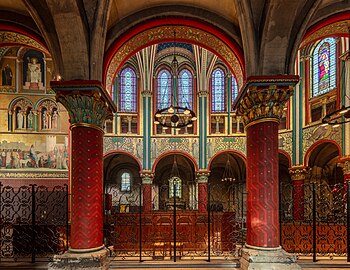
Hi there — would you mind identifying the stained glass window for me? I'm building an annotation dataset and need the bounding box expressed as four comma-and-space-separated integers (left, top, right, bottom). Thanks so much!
232, 75, 239, 111
169, 177, 182, 198
312, 37, 336, 97
212, 68, 225, 112
119, 67, 137, 112
121, 172, 131, 192
157, 69, 172, 110
178, 69, 193, 109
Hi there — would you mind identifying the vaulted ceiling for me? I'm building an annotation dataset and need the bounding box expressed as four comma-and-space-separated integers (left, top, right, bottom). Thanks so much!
0, 0, 348, 81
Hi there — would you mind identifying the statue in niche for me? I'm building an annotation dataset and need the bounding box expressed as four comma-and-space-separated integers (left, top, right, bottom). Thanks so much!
27, 57, 41, 83
27, 110, 33, 129
2, 64, 12, 86
52, 110, 58, 129
17, 110, 23, 129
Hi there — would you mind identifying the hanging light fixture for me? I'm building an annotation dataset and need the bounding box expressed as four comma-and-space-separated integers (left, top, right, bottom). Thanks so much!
154, 29, 197, 129
221, 155, 235, 182
322, 24, 350, 127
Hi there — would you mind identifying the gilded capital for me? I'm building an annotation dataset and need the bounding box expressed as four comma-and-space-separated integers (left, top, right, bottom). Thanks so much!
196, 170, 210, 183
234, 76, 299, 127
140, 170, 154, 184
51, 80, 116, 129
289, 166, 310, 181
339, 156, 350, 175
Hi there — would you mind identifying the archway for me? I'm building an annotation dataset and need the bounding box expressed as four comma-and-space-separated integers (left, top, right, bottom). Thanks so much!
208, 151, 246, 256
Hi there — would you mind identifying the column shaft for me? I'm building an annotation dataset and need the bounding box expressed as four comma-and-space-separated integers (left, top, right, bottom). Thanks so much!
246, 120, 279, 248
71, 125, 103, 249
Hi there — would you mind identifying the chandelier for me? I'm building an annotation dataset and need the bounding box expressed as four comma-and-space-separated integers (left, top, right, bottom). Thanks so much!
322, 104, 350, 127
154, 30, 197, 130
221, 155, 235, 182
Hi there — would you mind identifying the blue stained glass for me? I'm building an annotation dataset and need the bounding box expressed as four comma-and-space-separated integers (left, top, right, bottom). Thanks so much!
119, 67, 136, 112
312, 37, 336, 97
157, 69, 172, 110
178, 69, 193, 109
212, 68, 225, 112
231, 76, 238, 111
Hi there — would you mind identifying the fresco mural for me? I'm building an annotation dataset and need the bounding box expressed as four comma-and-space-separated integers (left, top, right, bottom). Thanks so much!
0, 135, 68, 171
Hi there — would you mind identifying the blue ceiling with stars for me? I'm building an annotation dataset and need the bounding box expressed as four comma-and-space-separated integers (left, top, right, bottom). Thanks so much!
157, 42, 193, 53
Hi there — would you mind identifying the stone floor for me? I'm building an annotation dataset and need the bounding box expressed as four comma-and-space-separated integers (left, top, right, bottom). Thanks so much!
1, 259, 350, 270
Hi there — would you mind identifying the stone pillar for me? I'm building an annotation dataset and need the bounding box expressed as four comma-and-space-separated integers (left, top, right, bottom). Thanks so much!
49, 80, 116, 270
289, 166, 309, 221
235, 75, 300, 270
196, 170, 209, 213
141, 170, 154, 212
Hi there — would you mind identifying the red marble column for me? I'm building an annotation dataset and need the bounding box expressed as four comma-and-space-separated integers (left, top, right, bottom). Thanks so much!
246, 120, 279, 248
51, 80, 116, 252
141, 171, 154, 212
197, 170, 209, 213
289, 166, 309, 221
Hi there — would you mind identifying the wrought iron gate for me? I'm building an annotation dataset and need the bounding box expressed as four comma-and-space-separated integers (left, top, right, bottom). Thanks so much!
104, 181, 246, 261
280, 180, 349, 261
0, 183, 69, 262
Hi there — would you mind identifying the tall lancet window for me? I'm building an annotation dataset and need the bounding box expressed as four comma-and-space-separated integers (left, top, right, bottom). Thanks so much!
312, 37, 337, 97
157, 69, 172, 110
178, 69, 193, 109
211, 68, 225, 112
120, 67, 137, 112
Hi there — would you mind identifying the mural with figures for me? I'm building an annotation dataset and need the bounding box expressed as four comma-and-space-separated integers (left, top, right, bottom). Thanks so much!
0, 135, 68, 171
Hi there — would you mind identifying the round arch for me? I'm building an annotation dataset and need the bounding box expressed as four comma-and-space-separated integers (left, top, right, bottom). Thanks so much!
104, 150, 142, 171
208, 150, 246, 169
278, 150, 292, 168
304, 139, 341, 167
104, 17, 244, 94
152, 150, 198, 173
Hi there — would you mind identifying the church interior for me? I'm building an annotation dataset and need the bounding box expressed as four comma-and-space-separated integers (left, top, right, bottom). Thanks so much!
0, 1, 349, 269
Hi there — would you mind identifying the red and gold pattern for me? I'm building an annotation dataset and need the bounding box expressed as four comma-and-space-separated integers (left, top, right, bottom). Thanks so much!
246, 121, 279, 248
289, 166, 309, 221
70, 126, 104, 249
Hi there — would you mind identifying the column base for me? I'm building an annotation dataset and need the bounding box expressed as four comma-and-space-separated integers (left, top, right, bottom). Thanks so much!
240, 247, 301, 270
48, 248, 109, 270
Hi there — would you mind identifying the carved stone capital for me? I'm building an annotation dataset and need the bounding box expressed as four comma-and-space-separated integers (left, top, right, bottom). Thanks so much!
51, 80, 116, 130
198, 90, 208, 98
339, 156, 350, 175
196, 170, 210, 183
141, 90, 152, 97
235, 76, 299, 128
289, 166, 310, 181
140, 170, 154, 184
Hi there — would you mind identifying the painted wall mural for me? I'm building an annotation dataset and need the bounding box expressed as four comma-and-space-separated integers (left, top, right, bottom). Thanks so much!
0, 135, 68, 179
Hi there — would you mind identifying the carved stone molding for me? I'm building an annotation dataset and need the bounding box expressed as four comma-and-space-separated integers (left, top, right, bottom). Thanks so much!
289, 166, 310, 181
